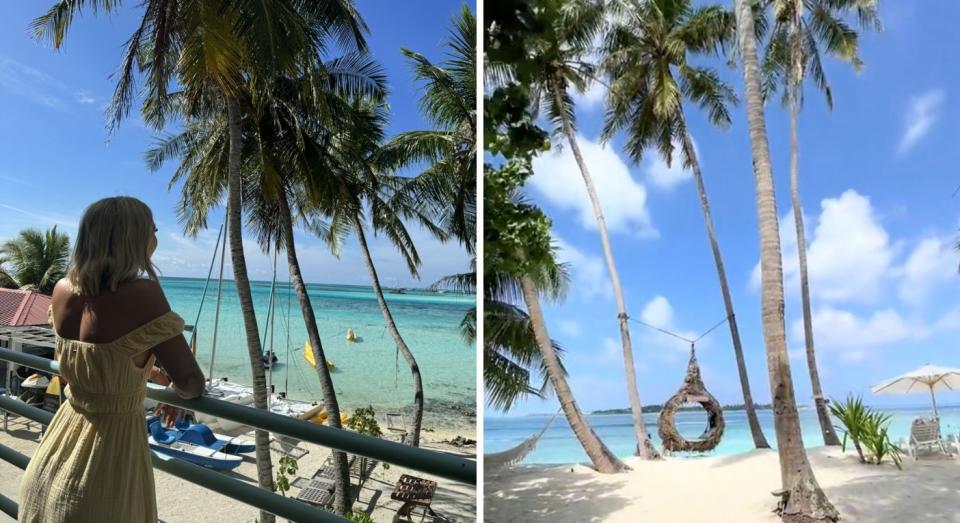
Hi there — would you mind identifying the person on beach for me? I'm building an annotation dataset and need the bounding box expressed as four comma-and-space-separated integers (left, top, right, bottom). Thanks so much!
18, 196, 206, 523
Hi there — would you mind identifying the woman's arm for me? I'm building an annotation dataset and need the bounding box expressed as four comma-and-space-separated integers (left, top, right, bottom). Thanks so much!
133, 281, 206, 399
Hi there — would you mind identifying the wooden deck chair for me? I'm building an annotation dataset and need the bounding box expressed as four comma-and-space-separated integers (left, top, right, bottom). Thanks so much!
909, 417, 951, 459
391, 474, 437, 521
384, 412, 408, 442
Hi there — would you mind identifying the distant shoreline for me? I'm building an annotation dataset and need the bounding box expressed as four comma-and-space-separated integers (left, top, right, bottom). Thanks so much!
590, 404, 776, 415
159, 275, 473, 297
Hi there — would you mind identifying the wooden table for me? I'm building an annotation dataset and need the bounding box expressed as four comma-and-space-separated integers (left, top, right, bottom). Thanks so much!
391, 474, 437, 520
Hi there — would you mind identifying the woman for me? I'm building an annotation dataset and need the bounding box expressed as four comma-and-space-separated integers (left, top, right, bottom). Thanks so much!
18, 196, 206, 523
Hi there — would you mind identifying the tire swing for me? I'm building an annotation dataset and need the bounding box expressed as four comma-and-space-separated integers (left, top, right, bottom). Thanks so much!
657, 344, 725, 453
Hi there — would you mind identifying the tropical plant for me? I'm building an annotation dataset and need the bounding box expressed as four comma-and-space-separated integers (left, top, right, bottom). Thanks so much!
761, 0, 880, 447
146, 58, 385, 513
732, 0, 838, 520
601, 0, 769, 450
271, 455, 299, 497
380, 5, 477, 254
830, 395, 902, 469
346, 406, 383, 438
488, 0, 657, 459
828, 394, 868, 462
485, 78, 626, 473
0, 226, 70, 295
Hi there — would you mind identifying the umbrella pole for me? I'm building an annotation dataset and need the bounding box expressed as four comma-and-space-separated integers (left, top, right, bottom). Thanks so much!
930, 385, 940, 420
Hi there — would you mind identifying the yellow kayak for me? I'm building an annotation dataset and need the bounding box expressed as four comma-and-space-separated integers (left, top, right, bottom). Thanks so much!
299, 405, 350, 425
304, 341, 334, 370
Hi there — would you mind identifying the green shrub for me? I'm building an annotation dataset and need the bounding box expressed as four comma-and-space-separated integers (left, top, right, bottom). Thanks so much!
272, 455, 299, 496
830, 394, 902, 469
346, 406, 382, 438
346, 511, 375, 523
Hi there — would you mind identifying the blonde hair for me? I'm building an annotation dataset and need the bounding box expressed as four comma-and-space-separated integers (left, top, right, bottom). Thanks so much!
67, 196, 158, 296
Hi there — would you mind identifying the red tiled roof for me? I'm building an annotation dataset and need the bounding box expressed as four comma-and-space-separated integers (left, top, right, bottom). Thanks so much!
0, 289, 52, 327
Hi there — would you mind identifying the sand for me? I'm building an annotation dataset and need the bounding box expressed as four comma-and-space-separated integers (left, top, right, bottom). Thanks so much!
0, 416, 476, 522
485, 446, 960, 522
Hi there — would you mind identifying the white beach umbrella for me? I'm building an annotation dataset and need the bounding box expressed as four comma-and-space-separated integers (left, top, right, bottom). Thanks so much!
871, 364, 960, 418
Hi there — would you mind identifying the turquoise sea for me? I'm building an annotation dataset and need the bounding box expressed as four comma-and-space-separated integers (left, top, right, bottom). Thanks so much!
160, 277, 476, 429
485, 405, 960, 464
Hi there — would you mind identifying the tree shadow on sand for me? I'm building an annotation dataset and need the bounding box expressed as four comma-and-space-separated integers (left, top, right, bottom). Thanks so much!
825, 456, 960, 522
484, 465, 631, 522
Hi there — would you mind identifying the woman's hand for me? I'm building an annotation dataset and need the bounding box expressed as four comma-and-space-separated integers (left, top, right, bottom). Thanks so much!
154, 403, 184, 428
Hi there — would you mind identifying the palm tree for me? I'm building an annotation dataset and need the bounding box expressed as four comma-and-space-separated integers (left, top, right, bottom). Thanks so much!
761, 0, 879, 448
34, 4, 369, 518
732, 0, 838, 520
489, 0, 657, 459
148, 57, 386, 513
601, 0, 769, 449
380, 5, 477, 254
487, 166, 627, 473
0, 226, 70, 295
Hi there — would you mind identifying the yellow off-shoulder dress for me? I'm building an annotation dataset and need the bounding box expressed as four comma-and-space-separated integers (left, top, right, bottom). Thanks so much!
17, 308, 185, 523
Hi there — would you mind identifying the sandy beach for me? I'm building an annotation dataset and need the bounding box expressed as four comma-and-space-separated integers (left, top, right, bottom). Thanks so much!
0, 416, 476, 522
485, 446, 960, 522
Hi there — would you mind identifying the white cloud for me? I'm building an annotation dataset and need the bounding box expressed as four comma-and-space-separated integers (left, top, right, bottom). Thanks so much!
790, 306, 914, 361
74, 91, 97, 105
898, 88, 945, 155
645, 138, 695, 191
530, 134, 658, 238
637, 295, 700, 355
554, 237, 612, 300
751, 190, 891, 304
897, 237, 957, 305
572, 80, 605, 110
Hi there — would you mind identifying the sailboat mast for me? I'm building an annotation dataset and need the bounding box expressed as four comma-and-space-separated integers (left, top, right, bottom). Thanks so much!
207, 218, 229, 386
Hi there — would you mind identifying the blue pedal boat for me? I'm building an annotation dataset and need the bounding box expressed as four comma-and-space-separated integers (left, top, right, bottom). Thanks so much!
146, 417, 243, 470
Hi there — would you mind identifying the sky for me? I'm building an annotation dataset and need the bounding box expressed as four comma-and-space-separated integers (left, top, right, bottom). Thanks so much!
501, 1, 960, 415
0, 1, 472, 288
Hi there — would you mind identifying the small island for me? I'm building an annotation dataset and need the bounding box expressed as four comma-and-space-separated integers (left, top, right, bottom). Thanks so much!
592, 404, 776, 415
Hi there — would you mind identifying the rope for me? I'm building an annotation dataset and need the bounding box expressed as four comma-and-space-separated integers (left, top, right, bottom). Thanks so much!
188, 220, 225, 350
630, 314, 731, 346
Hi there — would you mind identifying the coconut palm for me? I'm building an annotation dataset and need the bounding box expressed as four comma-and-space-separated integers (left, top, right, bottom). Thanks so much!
487, 165, 626, 473
500, 0, 656, 459
732, 0, 838, 520
761, 0, 880, 448
600, 0, 769, 449
147, 57, 386, 513
34, 3, 369, 517
380, 5, 477, 254
0, 226, 70, 295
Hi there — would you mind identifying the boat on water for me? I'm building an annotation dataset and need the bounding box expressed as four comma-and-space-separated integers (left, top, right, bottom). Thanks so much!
304, 341, 336, 368
147, 417, 243, 470
192, 378, 318, 431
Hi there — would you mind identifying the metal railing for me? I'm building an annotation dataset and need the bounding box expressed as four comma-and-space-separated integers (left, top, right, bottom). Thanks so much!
0, 348, 476, 522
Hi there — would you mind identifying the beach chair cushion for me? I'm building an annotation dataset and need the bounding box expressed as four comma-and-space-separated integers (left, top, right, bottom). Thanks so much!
147, 417, 178, 445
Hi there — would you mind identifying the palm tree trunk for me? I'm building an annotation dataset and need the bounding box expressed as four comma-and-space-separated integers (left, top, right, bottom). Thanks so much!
519, 275, 627, 473
733, 2, 838, 521
550, 80, 658, 459
226, 95, 275, 523
277, 194, 351, 515
353, 217, 424, 447
788, 15, 840, 448
678, 123, 769, 449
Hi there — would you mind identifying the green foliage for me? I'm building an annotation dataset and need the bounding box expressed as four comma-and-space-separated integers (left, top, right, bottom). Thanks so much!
271, 455, 299, 497
0, 226, 70, 294
346, 511, 375, 523
346, 406, 382, 438
830, 395, 902, 469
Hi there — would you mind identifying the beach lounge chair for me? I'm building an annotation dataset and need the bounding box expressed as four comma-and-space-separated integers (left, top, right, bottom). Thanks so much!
908, 417, 951, 459
391, 474, 437, 521
385, 412, 409, 442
